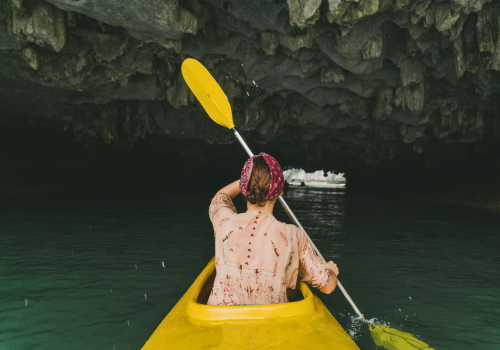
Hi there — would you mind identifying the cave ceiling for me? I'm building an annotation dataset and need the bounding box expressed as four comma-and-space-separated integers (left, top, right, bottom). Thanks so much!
1, 0, 500, 167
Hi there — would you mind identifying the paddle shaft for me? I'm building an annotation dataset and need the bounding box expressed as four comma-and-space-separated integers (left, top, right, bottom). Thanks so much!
232, 127, 364, 319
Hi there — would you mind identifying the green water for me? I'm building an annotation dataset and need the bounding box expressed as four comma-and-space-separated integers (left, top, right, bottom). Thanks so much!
1, 190, 499, 349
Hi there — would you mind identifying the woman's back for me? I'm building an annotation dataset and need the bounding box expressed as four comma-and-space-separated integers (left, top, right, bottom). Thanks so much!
207, 193, 331, 306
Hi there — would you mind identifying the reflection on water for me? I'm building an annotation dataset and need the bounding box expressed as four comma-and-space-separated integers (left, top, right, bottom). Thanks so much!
278, 188, 346, 260
278, 188, 500, 350
1, 190, 499, 349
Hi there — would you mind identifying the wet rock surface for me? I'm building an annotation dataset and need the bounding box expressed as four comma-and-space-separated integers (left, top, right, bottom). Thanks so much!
1, 0, 500, 201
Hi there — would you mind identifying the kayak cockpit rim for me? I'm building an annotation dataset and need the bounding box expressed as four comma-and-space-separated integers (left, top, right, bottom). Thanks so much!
186, 258, 317, 323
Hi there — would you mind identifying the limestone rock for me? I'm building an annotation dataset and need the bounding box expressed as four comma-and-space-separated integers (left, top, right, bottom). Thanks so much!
362, 32, 383, 59
373, 102, 392, 121
92, 33, 128, 62
167, 71, 196, 108
64, 103, 119, 144
394, 0, 412, 12
435, 3, 461, 32
476, 3, 500, 53
449, 13, 467, 41
450, 0, 491, 14
122, 102, 156, 143
395, 83, 424, 112
321, 65, 345, 83
65, 12, 75, 27
10, 0, 24, 10
340, 99, 369, 118
279, 27, 318, 51
395, 55, 424, 113
160, 40, 182, 53
10, 5, 35, 42
373, 87, 393, 120
67, 26, 128, 62
261, 31, 280, 55
328, 0, 379, 24
0, 0, 500, 171
400, 124, 425, 144
286, 0, 322, 28
300, 61, 320, 75
32, 2, 66, 52
399, 56, 423, 86
46, 0, 198, 41
21, 44, 38, 70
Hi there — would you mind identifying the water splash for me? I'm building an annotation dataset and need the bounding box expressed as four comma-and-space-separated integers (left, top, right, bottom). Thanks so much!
340, 313, 390, 340
339, 314, 369, 339
343, 314, 435, 350
363, 316, 389, 327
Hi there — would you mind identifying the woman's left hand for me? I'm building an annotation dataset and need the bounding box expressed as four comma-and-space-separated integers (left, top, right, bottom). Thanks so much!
216, 180, 241, 199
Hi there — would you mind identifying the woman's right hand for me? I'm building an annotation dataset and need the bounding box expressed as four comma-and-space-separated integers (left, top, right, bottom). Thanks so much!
325, 261, 339, 276
319, 261, 339, 294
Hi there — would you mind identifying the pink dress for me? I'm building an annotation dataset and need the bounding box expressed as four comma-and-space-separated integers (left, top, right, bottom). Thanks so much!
207, 193, 331, 306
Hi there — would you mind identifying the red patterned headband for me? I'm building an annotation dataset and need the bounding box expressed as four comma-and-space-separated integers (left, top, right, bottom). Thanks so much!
239, 152, 284, 200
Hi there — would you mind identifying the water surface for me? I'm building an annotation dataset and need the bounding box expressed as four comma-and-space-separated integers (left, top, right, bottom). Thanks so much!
1, 190, 499, 349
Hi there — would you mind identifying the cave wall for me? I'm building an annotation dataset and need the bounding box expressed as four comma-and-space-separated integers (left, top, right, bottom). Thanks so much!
1, 0, 500, 196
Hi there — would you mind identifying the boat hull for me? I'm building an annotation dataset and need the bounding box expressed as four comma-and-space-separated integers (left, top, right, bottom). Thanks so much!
304, 182, 345, 188
143, 258, 359, 350
287, 181, 346, 188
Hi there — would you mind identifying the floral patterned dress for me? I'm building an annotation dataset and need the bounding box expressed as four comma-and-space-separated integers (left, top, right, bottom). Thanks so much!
207, 193, 331, 306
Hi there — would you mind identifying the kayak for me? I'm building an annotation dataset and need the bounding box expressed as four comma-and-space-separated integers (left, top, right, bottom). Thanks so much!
142, 258, 360, 350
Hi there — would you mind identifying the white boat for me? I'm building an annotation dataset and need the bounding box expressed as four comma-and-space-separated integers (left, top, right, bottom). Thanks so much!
301, 181, 345, 188
283, 168, 346, 188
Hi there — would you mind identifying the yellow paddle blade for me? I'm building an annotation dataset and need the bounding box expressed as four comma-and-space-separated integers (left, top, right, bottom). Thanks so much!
181, 58, 235, 129
369, 324, 434, 350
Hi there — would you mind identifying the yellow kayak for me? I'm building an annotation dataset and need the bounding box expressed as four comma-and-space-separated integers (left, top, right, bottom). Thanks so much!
142, 258, 360, 350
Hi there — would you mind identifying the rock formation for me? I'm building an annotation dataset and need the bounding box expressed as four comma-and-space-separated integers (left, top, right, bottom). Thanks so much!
1, 0, 499, 172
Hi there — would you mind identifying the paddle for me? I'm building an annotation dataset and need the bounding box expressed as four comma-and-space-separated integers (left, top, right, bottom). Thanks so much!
181, 58, 433, 350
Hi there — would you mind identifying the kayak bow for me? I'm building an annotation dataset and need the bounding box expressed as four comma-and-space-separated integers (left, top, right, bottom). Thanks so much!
142, 258, 359, 350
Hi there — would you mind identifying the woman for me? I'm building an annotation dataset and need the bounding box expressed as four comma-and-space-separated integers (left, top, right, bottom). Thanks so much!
207, 152, 339, 306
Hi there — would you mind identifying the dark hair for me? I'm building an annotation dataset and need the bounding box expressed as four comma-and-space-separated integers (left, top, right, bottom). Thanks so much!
244, 157, 271, 206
